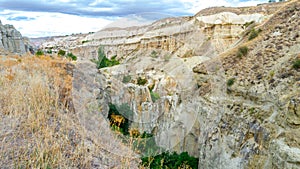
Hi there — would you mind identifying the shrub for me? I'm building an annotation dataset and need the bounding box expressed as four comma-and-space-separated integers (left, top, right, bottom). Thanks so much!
46, 49, 52, 54
227, 78, 235, 87
122, 75, 132, 83
148, 84, 155, 92
237, 46, 248, 58
35, 49, 44, 56
66, 53, 77, 61
150, 91, 160, 102
94, 46, 120, 69
243, 21, 255, 28
108, 103, 132, 135
141, 151, 199, 169
248, 28, 262, 40
183, 50, 193, 58
82, 40, 90, 44
137, 77, 147, 86
151, 50, 158, 58
293, 59, 300, 69
133, 132, 160, 156
58, 49, 66, 56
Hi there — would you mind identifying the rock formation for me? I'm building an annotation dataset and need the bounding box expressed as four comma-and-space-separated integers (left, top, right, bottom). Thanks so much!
40, 0, 300, 168
0, 20, 31, 54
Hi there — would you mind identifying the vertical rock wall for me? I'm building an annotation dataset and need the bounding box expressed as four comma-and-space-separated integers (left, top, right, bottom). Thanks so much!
0, 21, 27, 54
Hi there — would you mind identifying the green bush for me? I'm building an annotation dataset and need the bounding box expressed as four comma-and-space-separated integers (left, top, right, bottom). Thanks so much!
94, 46, 120, 69
227, 78, 235, 87
46, 49, 52, 54
293, 59, 300, 69
35, 49, 44, 56
248, 28, 262, 40
122, 75, 132, 83
243, 21, 255, 28
150, 91, 160, 102
66, 53, 77, 61
151, 50, 158, 58
141, 151, 199, 169
137, 77, 147, 86
82, 40, 90, 44
237, 46, 249, 58
58, 49, 66, 56
132, 132, 160, 156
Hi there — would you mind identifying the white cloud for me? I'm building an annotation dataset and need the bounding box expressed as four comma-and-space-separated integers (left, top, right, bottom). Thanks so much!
89, 0, 106, 6
0, 10, 112, 37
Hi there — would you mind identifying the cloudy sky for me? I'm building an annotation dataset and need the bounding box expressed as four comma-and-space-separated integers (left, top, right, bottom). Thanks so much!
0, 0, 266, 38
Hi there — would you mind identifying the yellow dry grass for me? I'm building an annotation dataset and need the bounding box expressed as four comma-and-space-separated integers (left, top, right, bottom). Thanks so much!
0, 55, 139, 168
0, 55, 93, 168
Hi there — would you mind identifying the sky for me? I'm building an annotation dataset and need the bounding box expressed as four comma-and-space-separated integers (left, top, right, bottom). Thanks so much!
0, 0, 266, 38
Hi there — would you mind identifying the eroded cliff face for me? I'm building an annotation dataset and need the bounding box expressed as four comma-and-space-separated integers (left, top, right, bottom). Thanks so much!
194, 1, 300, 168
43, 0, 300, 168
0, 21, 29, 54
41, 11, 267, 61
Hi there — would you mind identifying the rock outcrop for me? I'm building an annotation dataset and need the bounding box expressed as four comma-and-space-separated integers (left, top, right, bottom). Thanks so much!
41, 0, 300, 168
0, 20, 30, 54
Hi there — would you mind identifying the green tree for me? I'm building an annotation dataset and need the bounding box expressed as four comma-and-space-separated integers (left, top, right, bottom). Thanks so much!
292, 59, 300, 69
95, 46, 119, 69
227, 78, 235, 86
141, 151, 199, 169
248, 28, 262, 40
150, 91, 160, 102
58, 49, 66, 56
122, 75, 132, 83
236, 46, 249, 58
35, 49, 44, 56
66, 53, 77, 61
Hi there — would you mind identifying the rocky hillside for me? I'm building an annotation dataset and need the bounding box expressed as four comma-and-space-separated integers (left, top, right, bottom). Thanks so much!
0, 55, 140, 168
3, 0, 299, 168
0, 20, 33, 55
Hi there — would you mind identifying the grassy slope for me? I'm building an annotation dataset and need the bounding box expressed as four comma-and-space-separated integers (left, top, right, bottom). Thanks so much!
0, 55, 137, 168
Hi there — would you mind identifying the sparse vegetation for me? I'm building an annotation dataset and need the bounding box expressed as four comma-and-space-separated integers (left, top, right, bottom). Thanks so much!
58, 49, 66, 56
131, 131, 160, 157
137, 77, 148, 86
248, 28, 262, 40
35, 49, 44, 56
46, 49, 52, 54
141, 151, 199, 169
269, 70, 275, 78
151, 50, 158, 58
150, 91, 160, 102
66, 52, 77, 61
243, 21, 255, 28
108, 103, 133, 135
122, 75, 132, 83
236, 46, 249, 58
227, 78, 235, 86
0, 56, 92, 168
164, 54, 171, 62
93, 46, 120, 69
183, 50, 193, 58
292, 59, 300, 69
82, 40, 91, 44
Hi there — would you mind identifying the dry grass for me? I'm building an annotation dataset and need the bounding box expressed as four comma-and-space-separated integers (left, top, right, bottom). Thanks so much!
0, 55, 92, 168
0, 55, 140, 168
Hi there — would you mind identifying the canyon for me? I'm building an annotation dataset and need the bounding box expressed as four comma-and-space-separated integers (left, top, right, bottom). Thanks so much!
0, 0, 299, 168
